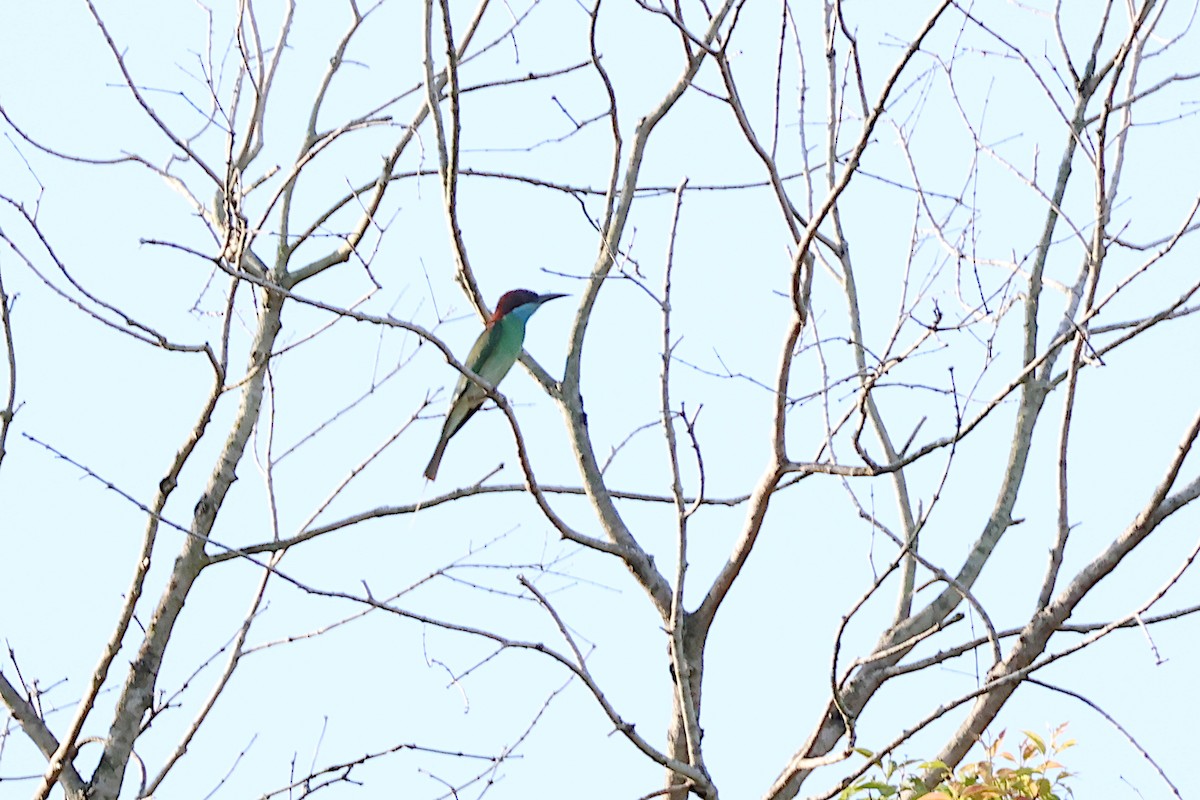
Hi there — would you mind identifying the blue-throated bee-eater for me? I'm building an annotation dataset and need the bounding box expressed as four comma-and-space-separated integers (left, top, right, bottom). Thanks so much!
423, 289, 567, 481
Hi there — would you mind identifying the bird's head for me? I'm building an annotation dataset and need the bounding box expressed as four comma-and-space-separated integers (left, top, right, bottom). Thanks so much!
490, 289, 567, 325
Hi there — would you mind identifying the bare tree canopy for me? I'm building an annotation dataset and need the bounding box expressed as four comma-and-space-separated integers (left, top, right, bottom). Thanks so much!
2, 1, 1198, 798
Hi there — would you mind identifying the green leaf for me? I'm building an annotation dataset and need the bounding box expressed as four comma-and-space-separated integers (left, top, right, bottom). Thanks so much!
860, 781, 898, 795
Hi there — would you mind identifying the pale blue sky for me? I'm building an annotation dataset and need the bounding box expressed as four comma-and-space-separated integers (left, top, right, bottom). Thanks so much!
2, 1, 1198, 798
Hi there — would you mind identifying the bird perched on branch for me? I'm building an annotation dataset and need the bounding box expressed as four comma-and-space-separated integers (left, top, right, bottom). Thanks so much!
423, 289, 567, 481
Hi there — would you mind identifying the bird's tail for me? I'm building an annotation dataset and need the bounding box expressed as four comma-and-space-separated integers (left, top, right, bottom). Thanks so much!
423, 436, 449, 481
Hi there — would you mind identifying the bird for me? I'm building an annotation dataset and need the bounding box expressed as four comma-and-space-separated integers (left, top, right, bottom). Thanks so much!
423, 289, 567, 481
